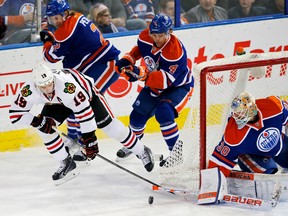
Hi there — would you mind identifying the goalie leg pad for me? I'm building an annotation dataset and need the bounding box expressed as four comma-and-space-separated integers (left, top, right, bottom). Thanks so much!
198, 167, 227, 205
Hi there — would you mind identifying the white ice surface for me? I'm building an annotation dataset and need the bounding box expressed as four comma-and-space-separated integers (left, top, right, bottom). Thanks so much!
1, 134, 288, 216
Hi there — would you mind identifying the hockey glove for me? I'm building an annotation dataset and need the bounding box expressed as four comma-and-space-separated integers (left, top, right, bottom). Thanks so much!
121, 65, 147, 82
31, 114, 56, 134
40, 29, 55, 43
115, 58, 132, 74
82, 132, 99, 160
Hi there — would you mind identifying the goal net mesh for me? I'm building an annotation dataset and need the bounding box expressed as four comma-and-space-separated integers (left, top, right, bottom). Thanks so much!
158, 51, 288, 194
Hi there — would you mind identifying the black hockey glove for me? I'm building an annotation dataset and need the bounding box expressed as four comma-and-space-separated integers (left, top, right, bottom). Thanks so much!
82, 132, 99, 160
31, 114, 56, 134
40, 29, 55, 43
115, 58, 132, 74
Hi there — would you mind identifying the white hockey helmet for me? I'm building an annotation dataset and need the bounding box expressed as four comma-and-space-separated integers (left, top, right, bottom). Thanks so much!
231, 92, 258, 129
32, 63, 54, 87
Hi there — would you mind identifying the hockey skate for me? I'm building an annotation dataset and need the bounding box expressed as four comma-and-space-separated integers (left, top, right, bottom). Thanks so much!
160, 139, 183, 168
138, 146, 154, 172
53, 155, 78, 185
73, 148, 87, 161
116, 147, 133, 162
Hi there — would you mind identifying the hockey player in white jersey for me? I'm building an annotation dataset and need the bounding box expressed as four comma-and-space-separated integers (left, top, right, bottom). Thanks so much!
9, 64, 154, 182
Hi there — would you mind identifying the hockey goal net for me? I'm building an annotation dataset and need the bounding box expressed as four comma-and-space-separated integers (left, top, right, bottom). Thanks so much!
158, 51, 288, 193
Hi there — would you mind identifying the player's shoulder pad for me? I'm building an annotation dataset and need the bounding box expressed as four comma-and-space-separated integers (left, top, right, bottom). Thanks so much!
161, 34, 184, 61
54, 13, 83, 42
224, 117, 249, 146
138, 28, 154, 45
256, 96, 283, 118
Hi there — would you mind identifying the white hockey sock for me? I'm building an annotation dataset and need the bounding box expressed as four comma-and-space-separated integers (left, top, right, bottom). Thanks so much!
102, 118, 144, 155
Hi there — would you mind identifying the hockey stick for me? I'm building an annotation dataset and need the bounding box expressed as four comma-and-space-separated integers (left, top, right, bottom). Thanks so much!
55, 127, 192, 196
97, 153, 194, 196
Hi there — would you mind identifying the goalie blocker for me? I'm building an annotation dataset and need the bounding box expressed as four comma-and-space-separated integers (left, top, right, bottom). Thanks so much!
198, 167, 282, 209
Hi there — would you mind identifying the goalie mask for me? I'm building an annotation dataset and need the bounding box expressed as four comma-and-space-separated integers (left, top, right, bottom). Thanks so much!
231, 92, 258, 129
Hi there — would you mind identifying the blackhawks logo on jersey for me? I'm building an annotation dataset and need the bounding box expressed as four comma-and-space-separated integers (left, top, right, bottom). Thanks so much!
21, 85, 32, 97
64, 82, 76, 94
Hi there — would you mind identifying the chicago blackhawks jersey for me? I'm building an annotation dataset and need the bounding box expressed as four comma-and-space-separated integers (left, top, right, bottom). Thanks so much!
9, 68, 97, 134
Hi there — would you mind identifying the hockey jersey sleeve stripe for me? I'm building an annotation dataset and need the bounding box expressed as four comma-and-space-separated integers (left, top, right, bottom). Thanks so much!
9, 110, 35, 126
212, 150, 236, 167
94, 61, 114, 90
208, 160, 232, 177
43, 44, 62, 63
75, 108, 94, 120
175, 87, 193, 113
77, 40, 109, 71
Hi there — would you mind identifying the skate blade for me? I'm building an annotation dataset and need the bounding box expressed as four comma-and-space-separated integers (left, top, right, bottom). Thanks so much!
54, 170, 80, 186
115, 154, 135, 162
115, 154, 163, 163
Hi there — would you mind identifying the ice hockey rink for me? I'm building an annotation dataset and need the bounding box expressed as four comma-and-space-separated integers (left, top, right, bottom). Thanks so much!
0, 133, 288, 216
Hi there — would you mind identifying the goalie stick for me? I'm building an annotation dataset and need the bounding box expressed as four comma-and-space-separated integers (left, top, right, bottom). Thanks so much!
55, 127, 193, 197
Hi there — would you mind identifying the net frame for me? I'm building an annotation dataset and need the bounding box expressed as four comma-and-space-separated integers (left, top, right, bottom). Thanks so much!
158, 51, 288, 193
197, 51, 288, 171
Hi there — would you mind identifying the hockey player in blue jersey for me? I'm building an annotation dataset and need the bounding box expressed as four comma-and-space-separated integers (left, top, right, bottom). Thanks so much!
114, 14, 194, 166
208, 92, 288, 176
198, 92, 288, 204
40, 0, 121, 161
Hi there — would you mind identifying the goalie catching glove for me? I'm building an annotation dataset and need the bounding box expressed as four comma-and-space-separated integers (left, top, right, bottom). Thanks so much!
82, 131, 99, 160
31, 114, 56, 134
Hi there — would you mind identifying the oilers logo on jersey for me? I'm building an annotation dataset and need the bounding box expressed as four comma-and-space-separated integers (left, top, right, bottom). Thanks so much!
257, 128, 280, 152
144, 56, 158, 72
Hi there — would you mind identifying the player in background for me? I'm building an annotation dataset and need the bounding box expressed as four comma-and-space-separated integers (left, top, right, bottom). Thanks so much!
39, 0, 121, 161
0, 16, 7, 40
198, 92, 288, 204
9, 64, 155, 182
114, 14, 194, 166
